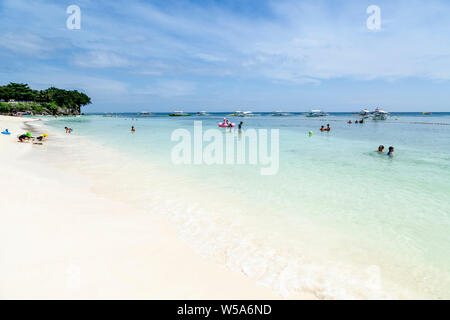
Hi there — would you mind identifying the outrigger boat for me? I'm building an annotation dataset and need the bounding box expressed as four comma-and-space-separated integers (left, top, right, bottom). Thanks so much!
169, 110, 191, 116
371, 108, 389, 120
272, 110, 289, 116
360, 109, 371, 118
231, 111, 258, 117
305, 109, 329, 117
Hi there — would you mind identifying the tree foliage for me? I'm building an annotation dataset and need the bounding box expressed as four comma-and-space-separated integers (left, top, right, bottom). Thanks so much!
0, 82, 91, 114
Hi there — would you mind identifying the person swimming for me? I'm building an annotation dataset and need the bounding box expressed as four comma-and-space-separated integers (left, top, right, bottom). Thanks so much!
325, 124, 331, 131
387, 146, 394, 156
131, 126, 136, 133
378, 145, 385, 152
320, 125, 325, 132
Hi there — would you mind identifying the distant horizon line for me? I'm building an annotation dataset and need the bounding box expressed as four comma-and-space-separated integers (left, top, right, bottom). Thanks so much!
82, 111, 448, 114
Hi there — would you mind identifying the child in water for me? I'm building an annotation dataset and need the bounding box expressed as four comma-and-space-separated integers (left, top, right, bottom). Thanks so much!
378, 145, 385, 152
131, 126, 136, 133
387, 146, 394, 156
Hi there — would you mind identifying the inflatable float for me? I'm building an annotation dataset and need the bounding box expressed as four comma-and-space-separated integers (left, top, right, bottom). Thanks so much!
1, 129, 11, 135
218, 118, 235, 128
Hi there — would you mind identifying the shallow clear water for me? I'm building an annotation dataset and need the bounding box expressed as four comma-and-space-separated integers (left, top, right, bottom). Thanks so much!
44, 112, 450, 299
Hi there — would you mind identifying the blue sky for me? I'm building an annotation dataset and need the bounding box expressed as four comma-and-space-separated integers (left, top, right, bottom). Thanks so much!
1, 0, 450, 112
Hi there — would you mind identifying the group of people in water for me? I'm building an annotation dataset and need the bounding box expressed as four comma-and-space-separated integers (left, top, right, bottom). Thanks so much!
320, 124, 331, 132
348, 119, 364, 124
130, 120, 244, 133
220, 118, 244, 132
378, 145, 395, 156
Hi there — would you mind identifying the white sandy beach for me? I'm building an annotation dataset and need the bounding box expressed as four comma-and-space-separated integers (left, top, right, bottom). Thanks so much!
0, 115, 305, 300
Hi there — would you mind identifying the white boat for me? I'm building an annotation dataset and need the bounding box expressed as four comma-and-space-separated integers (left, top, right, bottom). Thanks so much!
197, 111, 209, 115
371, 108, 389, 120
139, 111, 152, 116
360, 109, 370, 118
232, 110, 258, 117
169, 110, 191, 116
305, 109, 328, 117
272, 110, 289, 116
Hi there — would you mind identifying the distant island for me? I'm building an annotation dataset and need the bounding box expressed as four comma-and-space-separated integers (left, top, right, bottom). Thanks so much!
0, 82, 91, 116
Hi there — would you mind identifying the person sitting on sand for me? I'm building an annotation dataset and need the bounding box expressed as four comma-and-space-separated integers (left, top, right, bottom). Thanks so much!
18, 132, 33, 142
320, 125, 325, 132
378, 145, 385, 153
387, 146, 394, 156
325, 124, 331, 131
36, 133, 48, 142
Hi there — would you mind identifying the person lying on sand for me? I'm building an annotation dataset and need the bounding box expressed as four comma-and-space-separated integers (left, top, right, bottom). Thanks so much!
18, 132, 33, 142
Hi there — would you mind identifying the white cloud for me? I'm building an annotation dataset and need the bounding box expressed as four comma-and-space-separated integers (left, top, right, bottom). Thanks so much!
0, 32, 68, 57
72, 51, 134, 68
193, 53, 227, 62
2, 0, 450, 91
134, 81, 196, 97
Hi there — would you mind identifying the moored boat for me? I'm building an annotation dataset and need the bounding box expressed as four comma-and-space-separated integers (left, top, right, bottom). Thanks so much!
371, 108, 389, 120
272, 110, 289, 116
305, 109, 328, 117
169, 110, 191, 116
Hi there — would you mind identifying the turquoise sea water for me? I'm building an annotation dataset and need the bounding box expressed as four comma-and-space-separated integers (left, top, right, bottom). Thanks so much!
45, 112, 450, 299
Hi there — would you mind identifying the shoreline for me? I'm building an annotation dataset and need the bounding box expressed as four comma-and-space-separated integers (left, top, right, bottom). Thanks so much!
3, 114, 444, 299
0, 115, 298, 299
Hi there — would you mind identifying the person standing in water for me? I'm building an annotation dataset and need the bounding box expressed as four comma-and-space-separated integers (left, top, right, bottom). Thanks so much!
325, 124, 331, 131
228, 120, 233, 132
387, 146, 394, 156
131, 126, 136, 133
378, 145, 385, 153
238, 121, 243, 133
